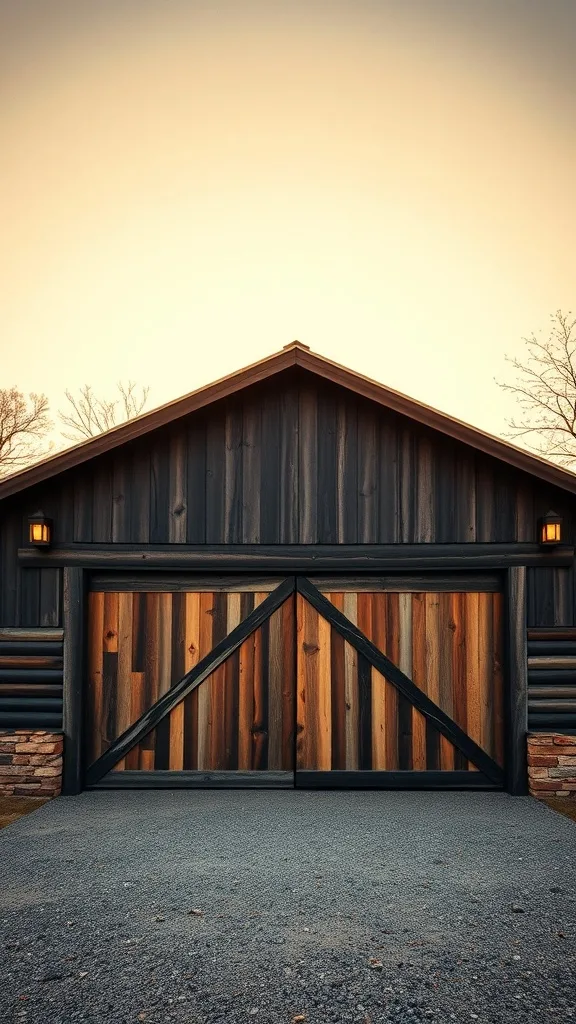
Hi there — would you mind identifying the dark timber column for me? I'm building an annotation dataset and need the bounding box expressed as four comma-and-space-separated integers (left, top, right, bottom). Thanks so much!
506, 567, 528, 795
62, 567, 85, 795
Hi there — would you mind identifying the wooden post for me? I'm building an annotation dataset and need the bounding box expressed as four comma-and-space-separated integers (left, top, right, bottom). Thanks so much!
62, 567, 85, 795
506, 567, 528, 795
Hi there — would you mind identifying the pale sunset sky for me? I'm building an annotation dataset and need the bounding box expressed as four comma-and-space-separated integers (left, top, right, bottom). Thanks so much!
1, 0, 575, 448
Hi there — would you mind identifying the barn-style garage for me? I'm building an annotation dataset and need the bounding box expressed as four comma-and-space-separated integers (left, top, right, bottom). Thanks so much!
1, 342, 575, 796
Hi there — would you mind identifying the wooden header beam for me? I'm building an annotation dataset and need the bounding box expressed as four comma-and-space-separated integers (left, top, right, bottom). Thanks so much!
17, 543, 574, 571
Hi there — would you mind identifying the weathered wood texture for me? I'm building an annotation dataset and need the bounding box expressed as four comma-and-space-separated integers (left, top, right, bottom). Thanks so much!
1, 371, 575, 625
62, 567, 85, 795
506, 568, 528, 794
527, 629, 576, 733
296, 589, 504, 774
17, 544, 573, 570
87, 588, 295, 773
0, 629, 63, 728
93, 770, 294, 789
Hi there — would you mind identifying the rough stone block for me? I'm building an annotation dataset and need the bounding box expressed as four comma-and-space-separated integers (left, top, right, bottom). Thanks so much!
527, 755, 558, 767
0, 743, 16, 753
527, 767, 549, 779
527, 745, 561, 758
529, 780, 559, 791
34, 766, 61, 777
557, 755, 576, 766
14, 743, 44, 753
554, 790, 570, 797
11, 755, 31, 765
27, 753, 61, 766
528, 734, 557, 745
12, 784, 42, 794
548, 767, 576, 779
554, 735, 576, 745
33, 742, 62, 754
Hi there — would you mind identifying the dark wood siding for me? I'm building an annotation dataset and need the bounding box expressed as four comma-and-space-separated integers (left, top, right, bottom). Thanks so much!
1, 368, 575, 625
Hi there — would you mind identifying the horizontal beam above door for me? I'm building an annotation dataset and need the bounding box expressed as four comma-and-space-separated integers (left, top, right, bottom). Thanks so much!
89, 574, 286, 592
88, 571, 502, 593
18, 543, 574, 570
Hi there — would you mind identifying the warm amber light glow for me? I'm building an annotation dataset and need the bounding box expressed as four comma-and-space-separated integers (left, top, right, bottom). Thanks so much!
539, 512, 562, 545
542, 522, 561, 544
28, 518, 52, 546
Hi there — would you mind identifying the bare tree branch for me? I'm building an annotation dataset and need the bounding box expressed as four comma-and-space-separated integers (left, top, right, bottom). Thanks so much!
58, 382, 150, 442
496, 309, 576, 467
0, 388, 53, 478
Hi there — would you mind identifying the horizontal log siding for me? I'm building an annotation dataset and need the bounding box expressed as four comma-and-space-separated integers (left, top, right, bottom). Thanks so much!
527, 628, 576, 733
0, 631, 63, 728
1, 372, 575, 625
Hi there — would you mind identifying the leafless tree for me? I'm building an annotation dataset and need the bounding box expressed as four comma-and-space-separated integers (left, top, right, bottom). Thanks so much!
0, 388, 52, 478
59, 381, 150, 442
497, 310, 576, 467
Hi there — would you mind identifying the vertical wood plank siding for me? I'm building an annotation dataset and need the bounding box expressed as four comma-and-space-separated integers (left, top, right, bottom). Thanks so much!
87, 589, 295, 772
296, 589, 504, 772
1, 372, 575, 625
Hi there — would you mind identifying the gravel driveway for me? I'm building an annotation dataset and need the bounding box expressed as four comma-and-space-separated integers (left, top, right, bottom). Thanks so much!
1, 790, 575, 1024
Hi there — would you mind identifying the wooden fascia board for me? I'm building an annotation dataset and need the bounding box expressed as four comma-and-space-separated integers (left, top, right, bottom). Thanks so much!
294, 349, 576, 495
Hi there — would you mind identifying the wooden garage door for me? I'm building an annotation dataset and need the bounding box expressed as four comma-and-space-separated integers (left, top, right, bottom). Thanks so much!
295, 577, 505, 788
85, 578, 295, 788
85, 574, 505, 790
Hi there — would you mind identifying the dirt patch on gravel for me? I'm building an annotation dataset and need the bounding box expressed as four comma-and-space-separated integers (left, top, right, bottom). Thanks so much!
0, 796, 49, 830
542, 796, 576, 824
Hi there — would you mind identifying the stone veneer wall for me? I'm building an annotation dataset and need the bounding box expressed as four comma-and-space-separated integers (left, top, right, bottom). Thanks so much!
527, 733, 576, 799
0, 730, 63, 797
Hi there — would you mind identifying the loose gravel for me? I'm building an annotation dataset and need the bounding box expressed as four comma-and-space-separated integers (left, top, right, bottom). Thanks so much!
1, 790, 575, 1024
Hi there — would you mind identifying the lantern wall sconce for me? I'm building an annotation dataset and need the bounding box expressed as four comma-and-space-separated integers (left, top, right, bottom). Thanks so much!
28, 511, 53, 548
538, 510, 563, 546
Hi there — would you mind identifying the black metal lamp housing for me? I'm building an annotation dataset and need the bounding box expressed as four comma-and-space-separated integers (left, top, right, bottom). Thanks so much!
28, 510, 53, 548
538, 510, 562, 546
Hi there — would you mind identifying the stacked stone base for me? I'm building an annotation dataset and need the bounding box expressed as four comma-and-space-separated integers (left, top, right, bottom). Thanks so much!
0, 730, 63, 798
528, 733, 576, 799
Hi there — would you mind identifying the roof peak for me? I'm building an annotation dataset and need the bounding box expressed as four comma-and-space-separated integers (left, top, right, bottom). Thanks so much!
283, 340, 311, 350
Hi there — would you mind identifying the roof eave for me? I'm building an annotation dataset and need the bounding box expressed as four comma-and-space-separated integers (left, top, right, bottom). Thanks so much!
0, 345, 298, 500
294, 347, 576, 496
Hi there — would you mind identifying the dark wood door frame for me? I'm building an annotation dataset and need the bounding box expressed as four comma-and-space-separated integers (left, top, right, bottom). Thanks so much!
505, 567, 528, 795
62, 567, 86, 796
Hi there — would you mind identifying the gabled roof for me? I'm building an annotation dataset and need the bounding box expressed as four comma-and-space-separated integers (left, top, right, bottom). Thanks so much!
1, 340, 576, 500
